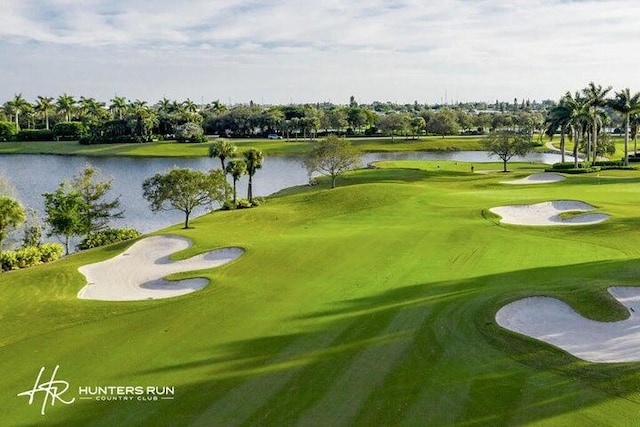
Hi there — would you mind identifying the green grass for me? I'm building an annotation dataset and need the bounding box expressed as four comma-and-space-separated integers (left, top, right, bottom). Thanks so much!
3, 161, 640, 425
0, 135, 487, 158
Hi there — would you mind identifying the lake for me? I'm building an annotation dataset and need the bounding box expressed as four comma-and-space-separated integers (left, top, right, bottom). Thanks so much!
0, 150, 569, 239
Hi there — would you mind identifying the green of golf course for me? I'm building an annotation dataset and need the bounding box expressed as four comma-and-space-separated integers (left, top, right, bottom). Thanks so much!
3, 160, 640, 425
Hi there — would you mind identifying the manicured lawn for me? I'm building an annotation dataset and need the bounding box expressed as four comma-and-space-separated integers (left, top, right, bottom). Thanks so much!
3, 161, 640, 425
0, 136, 488, 158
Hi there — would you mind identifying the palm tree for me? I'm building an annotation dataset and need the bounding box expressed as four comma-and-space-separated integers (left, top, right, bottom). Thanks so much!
545, 101, 571, 163
8, 94, 30, 131
35, 96, 55, 130
631, 113, 640, 156
109, 96, 128, 120
79, 97, 107, 125
225, 159, 247, 205
243, 148, 264, 204
129, 100, 156, 140
56, 93, 76, 122
208, 140, 237, 171
560, 91, 590, 168
582, 82, 612, 162
608, 88, 640, 165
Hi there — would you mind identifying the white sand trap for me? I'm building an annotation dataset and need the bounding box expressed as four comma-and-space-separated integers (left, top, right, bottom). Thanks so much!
496, 287, 640, 363
489, 200, 609, 226
78, 235, 243, 301
502, 173, 566, 185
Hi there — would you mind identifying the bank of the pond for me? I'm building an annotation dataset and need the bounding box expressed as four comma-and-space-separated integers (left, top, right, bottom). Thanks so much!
0, 136, 489, 157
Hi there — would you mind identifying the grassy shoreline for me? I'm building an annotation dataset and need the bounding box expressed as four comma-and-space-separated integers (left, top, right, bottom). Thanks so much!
0, 136, 489, 158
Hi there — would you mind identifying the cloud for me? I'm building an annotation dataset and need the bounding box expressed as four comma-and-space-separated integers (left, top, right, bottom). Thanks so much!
2, 0, 640, 104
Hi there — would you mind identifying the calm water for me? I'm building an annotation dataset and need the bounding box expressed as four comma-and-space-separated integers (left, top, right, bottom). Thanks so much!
0, 151, 569, 237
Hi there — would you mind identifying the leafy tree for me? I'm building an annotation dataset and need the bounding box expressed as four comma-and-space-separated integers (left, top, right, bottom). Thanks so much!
482, 130, 533, 172
208, 139, 237, 171
304, 135, 361, 188
410, 116, 426, 139
142, 168, 229, 229
608, 88, 640, 165
243, 148, 264, 204
175, 122, 206, 143
0, 196, 26, 259
43, 183, 84, 254
22, 208, 43, 248
377, 113, 409, 141
225, 159, 247, 205
429, 109, 460, 137
0, 121, 17, 141
71, 165, 123, 236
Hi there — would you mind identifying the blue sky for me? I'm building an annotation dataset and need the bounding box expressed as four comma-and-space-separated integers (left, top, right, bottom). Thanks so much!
2, 0, 640, 105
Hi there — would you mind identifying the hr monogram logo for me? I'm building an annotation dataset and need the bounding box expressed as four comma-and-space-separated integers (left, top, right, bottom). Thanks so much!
17, 365, 76, 415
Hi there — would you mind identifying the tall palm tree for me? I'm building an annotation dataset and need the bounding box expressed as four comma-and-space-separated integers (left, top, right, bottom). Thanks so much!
35, 96, 55, 130
79, 97, 107, 125
582, 82, 612, 162
56, 93, 76, 122
560, 91, 590, 168
208, 140, 237, 171
8, 94, 30, 131
109, 96, 128, 120
225, 159, 247, 205
243, 148, 264, 204
608, 88, 640, 165
129, 100, 156, 140
630, 113, 640, 156
545, 101, 571, 163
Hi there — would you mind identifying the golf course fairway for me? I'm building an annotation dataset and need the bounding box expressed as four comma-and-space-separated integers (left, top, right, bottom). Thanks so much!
3, 161, 640, 425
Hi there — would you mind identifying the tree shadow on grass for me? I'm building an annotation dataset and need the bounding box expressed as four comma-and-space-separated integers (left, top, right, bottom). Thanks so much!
45, 259, 640, 426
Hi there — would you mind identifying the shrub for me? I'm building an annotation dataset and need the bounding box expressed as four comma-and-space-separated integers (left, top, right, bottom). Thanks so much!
77, 227, 141, 250
592, 160, 625, 167
15, 129, 55, 141
549, 162, 590, 170
0, 121, 18, 141
175, 122, 206, 143
0, 243, 64, 271
544, 166, 600, 174
236, 199, 253, 209
53, 122, 86, 140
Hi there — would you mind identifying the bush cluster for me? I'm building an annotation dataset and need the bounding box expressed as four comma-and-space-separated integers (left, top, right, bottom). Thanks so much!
549, 162, 590, 170
545, 166, 601, 174
15, 129, 55, 141
1, 243, 64, 272
53, 122, 86, 140
77, 227, 141, 250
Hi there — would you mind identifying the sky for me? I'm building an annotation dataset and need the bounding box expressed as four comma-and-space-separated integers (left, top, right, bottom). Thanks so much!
2, 0, 640, 106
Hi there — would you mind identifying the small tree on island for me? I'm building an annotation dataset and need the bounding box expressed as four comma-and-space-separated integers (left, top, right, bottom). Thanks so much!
0, 196, 26, 260
142, 168, 229, 229
482, 130, 533, 172
225, 159, 247, 206
243, 148, 264, 204
304, 135, 361, 188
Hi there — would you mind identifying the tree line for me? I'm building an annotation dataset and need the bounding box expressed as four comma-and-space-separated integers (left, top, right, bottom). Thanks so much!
545, 82, 640, 166
0, 93, 551, 142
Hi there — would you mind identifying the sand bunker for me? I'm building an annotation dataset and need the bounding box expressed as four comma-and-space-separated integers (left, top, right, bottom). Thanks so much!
78, 235, 243, 301
496, 287, 640, 363
502, 173, 566, 185
489, 200, 609, 226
